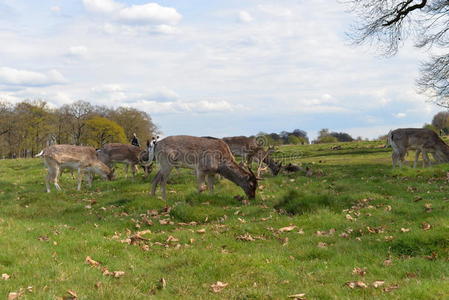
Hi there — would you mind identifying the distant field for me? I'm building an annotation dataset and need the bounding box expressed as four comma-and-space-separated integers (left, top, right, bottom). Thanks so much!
1, 141, 449, 299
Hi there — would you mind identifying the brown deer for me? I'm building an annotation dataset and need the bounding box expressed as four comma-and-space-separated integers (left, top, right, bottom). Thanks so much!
150, 135, 258, 202
35, 144, 113, 192
388, 128, 449, 168
97, 143, 152, 178
222, 136, 282, 176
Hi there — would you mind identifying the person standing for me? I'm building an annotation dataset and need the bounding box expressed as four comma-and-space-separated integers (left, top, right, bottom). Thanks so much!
131, 133, 140, 147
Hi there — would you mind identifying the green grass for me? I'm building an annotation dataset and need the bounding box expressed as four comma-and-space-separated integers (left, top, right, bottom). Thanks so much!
1, 142, 449, 299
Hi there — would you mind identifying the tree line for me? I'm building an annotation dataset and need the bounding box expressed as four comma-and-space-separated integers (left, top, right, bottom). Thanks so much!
0, 100, 157, 158
257, 128, 358, 145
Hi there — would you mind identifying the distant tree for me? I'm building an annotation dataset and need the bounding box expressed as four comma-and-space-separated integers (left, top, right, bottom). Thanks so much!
62, 100, 94, 145
330, 132, 354, 142
423, 123, 439, 133
287, 135, 301, 145
14, 100, 54, 156
431, 112, 449, 135
108, 106, 157, 144
315, 135, 338, 144
84, 116, 126, 148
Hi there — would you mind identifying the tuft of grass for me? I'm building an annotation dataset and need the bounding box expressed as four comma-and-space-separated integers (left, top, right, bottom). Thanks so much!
274, 190, 354, 215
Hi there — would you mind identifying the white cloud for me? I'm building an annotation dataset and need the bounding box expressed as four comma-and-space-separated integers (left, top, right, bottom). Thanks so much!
83, 0, 181, 27
257, 4, 293, 17
82, 0, 123, 14
50, 6, 61, 12
0, 67, 66, 87
238, 11, 254, 23
136, 99, 244, 114
67, 46, 88, 58
118, 3, 181, 25
393, 112, 407, 118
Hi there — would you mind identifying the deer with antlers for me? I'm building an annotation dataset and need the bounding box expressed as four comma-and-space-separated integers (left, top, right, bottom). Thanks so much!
222, 136, 282, 176
149, 135, 258, 202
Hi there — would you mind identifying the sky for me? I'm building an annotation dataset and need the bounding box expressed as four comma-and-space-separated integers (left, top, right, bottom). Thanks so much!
0, 0, 441, 140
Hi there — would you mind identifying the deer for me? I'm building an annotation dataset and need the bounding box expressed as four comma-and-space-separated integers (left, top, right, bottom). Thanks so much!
35, 144, 114, 192
388, 128, 449, 168
149, 135, 258, 203
96, 143, 152, 178
222, 136, 282, 176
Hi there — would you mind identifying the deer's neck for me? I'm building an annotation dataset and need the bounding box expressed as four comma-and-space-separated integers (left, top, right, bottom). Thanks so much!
218, 162, 248, 190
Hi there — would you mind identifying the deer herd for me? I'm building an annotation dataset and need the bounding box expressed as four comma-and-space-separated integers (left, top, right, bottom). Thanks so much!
34, 128, 449, 202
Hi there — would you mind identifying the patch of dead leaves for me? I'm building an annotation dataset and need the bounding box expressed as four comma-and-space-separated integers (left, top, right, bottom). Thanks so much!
315, 228, 336, 236
345, 281, 368, 289
2, 273, 10, 280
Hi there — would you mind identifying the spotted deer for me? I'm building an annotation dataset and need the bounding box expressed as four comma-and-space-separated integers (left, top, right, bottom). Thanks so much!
35, 144, 113, 192
149, 135, 258, 202
388, 128, 449, 168
97, 143, 152, 178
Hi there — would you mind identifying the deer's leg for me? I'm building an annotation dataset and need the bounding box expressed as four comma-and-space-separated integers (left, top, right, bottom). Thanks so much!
151, 171, 162, 196
45, 168, 54, 193
53, 166, 62, 191
159, 166, 173, 202
131, 163, 137, 178
414, 149, 421, 168
77, 168, 84, 191
206, 174, 215, 192
196, 169, 206, 192
422, 150, 431, 167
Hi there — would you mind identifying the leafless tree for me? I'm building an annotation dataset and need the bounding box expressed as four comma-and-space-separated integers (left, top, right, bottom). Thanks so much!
346, 0, 449, 106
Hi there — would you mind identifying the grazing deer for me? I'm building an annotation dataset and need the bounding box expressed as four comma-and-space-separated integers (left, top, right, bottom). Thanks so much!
150, 135, 258, 202
388, 128, 449, 168
97, 143, 152, 178
35, 144, 113, 192
222, 136, 282, 176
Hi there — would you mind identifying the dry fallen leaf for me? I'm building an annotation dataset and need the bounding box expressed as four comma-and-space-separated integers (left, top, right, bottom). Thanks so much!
236, 233, 256, 241
400, 228, 410, 233
85, 256, 100, 267
8, 292, 21, 300
383, 259, 393, 266
166, 235, 179, 243
383, 284, 399, 293
210, 281, 228, 293
372, 280, 385, 288
67, 290, 78, 298
352, 267, 366, 276
158, 278, 167, 289
1, 273, 10, 280
422, 222, 432, 231
113, 271, 125, 278
196, 229, 206, 234
279, 225, 297, 232
288, 293, 306, 300
317, 242, 328, 248
345, 214, 356, 221
345, 281, 368, 289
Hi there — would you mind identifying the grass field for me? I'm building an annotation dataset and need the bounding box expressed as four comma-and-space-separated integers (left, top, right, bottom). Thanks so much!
1, 141, 449, 299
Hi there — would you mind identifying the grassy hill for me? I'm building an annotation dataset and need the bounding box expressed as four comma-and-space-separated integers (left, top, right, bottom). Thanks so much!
1, 141, 449, 299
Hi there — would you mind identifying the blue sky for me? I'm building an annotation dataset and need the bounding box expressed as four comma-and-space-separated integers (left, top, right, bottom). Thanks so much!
0, 0, 440, 139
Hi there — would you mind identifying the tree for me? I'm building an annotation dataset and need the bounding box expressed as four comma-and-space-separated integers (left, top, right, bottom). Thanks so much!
61, 100, 94, 145
84, 116, 127, 148
14, 100, 54, 156
330, 132, 354, 142
347, 0, 449, 107
108, 106, 157, 145
431, 111, 449, 134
